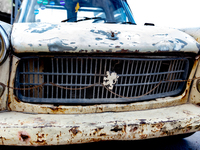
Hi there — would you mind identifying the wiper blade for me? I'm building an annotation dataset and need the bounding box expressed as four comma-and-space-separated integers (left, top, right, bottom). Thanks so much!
74, 17, 102, 22
62, 17, 102, 23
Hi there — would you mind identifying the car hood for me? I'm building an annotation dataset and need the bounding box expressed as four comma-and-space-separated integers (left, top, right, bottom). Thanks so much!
11, 22, 200, 53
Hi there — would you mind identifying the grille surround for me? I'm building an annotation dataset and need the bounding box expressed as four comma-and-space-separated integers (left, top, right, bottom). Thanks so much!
15, 56, 189, 104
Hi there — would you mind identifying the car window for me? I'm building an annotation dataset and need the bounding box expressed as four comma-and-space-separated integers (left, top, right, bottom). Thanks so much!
16, 0, 134, 24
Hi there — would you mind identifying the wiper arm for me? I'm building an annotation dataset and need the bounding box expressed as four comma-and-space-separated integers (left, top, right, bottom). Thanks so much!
61, 17, 77, 22
121, 22, 136, 25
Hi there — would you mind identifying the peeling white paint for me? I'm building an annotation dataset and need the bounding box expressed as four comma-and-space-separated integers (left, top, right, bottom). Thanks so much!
11, 23, 200, 53
0, 104, 200, 146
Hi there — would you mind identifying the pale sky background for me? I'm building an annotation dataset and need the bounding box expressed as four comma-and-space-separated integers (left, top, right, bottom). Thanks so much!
127, 0, 200, 28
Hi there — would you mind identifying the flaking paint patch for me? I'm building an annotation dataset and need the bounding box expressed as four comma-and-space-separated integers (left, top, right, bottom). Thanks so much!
40, 37, 77, 51
90, 29, 120, 40
152, 38, 188, 51
0, 104, 200, 146
26, 23, 57, 34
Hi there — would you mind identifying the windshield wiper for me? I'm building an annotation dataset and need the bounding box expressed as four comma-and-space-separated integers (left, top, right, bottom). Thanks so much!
74, 17, 103, 22
62, 17, 103, 23
121, 22, 136, 25
61, 17, 77, 22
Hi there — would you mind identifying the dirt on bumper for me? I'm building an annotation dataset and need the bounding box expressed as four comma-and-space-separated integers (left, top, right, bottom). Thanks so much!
0, 104, 199, 146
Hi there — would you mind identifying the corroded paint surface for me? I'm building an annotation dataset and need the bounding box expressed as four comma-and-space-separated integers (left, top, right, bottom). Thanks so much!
1, 104, 200, 146
8, 55, 198, 114
189, 57, 200, 105
11, 23, 200, 53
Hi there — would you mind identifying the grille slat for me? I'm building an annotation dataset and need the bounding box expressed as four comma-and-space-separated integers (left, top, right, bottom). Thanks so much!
15, 57, 189, 104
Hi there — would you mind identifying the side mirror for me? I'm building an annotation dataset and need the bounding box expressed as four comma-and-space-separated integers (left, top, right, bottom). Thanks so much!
0, 24, 10, 65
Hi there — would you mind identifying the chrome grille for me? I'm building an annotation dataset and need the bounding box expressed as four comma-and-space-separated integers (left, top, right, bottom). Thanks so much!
15, 56, 189, 104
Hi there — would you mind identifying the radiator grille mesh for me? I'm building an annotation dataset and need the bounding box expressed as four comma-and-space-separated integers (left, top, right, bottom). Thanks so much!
15, 57, 189, 104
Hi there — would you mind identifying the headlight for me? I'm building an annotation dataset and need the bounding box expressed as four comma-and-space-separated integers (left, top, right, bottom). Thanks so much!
0, 27, 9, 65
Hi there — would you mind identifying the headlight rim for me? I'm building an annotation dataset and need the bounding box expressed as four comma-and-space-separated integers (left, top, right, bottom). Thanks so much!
0, 27, 9, 65
196, 79, 200, 93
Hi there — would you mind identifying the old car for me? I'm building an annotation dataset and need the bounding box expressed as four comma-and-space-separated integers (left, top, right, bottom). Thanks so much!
0, 0, 200, 146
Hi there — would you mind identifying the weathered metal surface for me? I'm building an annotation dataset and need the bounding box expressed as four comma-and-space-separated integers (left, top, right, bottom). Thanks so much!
189, 56, 200, 105
1, 104, 200, 146
8, 55, 198, 114
180, 27, 200, 43
0, 57, 10, 111
11, 23, 200, 53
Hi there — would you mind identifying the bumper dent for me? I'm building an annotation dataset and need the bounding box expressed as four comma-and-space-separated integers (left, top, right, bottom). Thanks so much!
0, 104, 200, 146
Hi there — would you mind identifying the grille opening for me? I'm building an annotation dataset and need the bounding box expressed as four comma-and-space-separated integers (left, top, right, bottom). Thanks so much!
15, 56, 189, 104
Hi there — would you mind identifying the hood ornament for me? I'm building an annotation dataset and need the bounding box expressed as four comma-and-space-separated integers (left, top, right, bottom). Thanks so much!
103, 71, 119, 90
108, 31, 118, 40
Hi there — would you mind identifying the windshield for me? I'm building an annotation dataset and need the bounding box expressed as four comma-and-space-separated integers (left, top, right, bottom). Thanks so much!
16, 0, 135, 24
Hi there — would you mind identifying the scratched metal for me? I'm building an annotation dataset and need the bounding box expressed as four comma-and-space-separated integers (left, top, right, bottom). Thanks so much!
11, 23, 200, 53
1, 104, 200, 146
7, 56, 199, 114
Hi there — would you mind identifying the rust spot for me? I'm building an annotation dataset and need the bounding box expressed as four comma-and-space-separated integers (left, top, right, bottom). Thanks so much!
48, 106, 66, 114
111, 125, 126, 132
130, 127, 138, 132
14, 96, 21, 103
35, 132, 47, 145
100, 133, 106, 136
92, 127, 104, 135
135, 50, 139, 53
196, 103, 200, 106
96, 50, 103, 53
35, 139, 47, 145
69, 126, 81, 136
195, 125, 200, 129
181, 89, 188, 100
94, 127, 103, 132
0, 136, 5, 145
111, 32, 115, 37
96, 107, 103, 112
49, 106, 60, 111
156, 123, 164, 129
18, 131, 31, 143
140, 134, 147, 139
111, 125, 122, 132
118, 49, 130, 53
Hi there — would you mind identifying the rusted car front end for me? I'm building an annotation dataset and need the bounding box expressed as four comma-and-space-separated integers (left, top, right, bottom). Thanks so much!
1, 0, 200, 146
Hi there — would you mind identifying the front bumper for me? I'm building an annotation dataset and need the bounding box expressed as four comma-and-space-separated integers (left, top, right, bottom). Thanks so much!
0, 104, 200, 146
